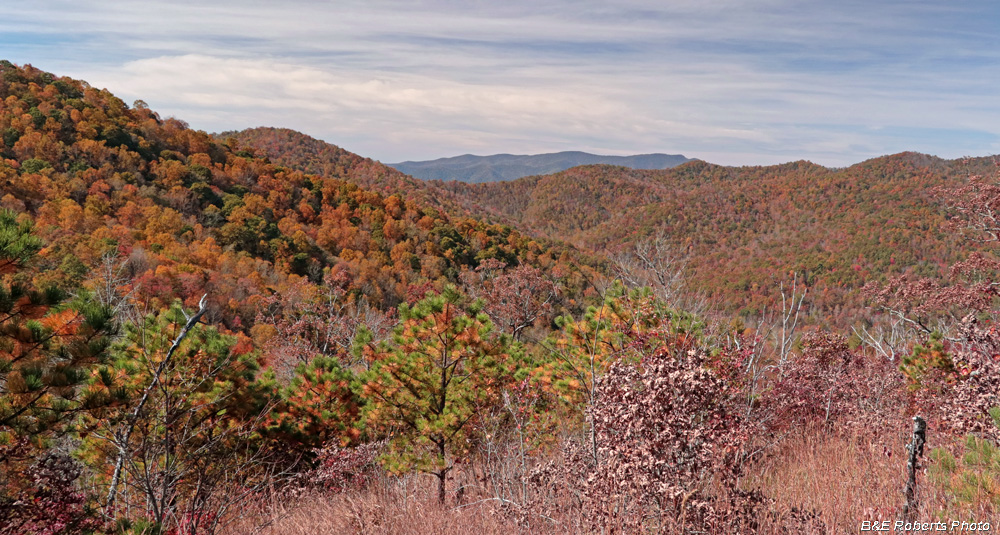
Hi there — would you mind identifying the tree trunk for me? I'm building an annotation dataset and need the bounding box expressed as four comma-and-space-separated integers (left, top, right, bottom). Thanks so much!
436, 470, 446, 505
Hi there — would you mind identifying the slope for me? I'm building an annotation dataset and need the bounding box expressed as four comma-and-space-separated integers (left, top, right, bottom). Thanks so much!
435, 155, 985, 325
215, 127, 476, 216
0, 62, 599, 334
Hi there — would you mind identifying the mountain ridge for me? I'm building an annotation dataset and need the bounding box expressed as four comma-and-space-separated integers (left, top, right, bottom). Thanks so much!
223, 126, 997, 326
215, 127, 474, 216
388, 150, 692, 183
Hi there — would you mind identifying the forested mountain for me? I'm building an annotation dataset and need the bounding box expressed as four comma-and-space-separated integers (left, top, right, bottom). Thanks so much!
435, 155, 986, 324
388, 150, 692, 183
0, 63, 598, 331
228, 124, 989, 326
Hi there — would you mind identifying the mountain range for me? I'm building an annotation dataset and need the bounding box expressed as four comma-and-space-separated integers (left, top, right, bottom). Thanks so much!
387, 151, 692, 183
225, 128, 990, 327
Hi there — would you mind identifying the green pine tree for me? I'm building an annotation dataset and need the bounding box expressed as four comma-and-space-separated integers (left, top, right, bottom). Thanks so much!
360, 286, 521, 503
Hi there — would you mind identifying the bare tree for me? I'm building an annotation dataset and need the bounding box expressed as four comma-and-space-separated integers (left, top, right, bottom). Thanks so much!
775, 274, 807, 371
852, 313, 913, 362
89, 252, 144, 328
610, 231, 688, 307
725, 273, 807, 425
255, 273, 395, 375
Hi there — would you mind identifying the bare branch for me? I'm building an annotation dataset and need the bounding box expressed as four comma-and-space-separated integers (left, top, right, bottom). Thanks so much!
104, 294, 209, 513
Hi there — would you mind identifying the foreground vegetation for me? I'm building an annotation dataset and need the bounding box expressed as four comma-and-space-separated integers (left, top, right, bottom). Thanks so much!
2, 61, 1000, 534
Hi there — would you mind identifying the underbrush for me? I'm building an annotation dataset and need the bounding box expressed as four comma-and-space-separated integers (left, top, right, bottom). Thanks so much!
228, 421, 1000, 535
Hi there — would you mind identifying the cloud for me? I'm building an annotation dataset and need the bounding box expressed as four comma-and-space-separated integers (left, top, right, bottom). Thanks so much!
86, 54, 747, 157
5, 0, 1000, 165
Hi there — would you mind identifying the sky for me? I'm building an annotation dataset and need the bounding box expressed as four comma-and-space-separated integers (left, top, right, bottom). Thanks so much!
4, 1, 1000, 167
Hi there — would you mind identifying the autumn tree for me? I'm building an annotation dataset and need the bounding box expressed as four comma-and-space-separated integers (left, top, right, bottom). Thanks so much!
460, 258, 557, 341
80, 301, 278, 534
360, 286, 521, 503
0, 209, 115, 534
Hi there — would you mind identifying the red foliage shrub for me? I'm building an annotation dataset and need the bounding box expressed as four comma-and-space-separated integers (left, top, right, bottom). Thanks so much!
586, 336, 759, 531
294, 441, 384, 495
922, 315, 1000, 441
770, 332, 904, 430
0, 451, 103, 535
519, 333, 764, 533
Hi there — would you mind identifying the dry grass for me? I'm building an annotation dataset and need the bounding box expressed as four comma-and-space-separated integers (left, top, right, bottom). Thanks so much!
223, 423, 1000, 535
750, 423, 1000, 533
751, 427, 907, 531
225, 475, 524, 535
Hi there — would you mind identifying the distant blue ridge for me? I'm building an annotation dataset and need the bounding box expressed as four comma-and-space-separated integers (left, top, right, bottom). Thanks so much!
388, 151, 691, 183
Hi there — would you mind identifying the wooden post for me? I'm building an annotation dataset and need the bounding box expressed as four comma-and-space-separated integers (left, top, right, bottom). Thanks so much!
903, 415, 926, 521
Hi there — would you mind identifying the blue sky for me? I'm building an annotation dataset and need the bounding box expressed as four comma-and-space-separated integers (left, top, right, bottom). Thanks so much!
4, 1, 1000, 166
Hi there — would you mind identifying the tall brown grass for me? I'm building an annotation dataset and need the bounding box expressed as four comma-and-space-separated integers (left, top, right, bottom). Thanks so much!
224, 422, 1000, 535
751, 425, 909, 531
751, 424, 1000, 533
225, 474, 526, 535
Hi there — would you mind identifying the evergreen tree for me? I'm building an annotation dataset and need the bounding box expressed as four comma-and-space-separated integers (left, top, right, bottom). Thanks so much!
0, 208, 115, 531
0, 207, 115, 453
267, 354, 363, 452
79, 303, 276, 533
360, 286, 521, 503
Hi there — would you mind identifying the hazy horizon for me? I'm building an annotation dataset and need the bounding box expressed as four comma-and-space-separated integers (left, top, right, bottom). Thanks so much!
6, 1, 1000, 167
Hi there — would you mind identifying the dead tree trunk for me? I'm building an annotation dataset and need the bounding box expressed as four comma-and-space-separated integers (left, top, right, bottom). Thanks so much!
104, 294, 208, 515
903, 415, 926, 521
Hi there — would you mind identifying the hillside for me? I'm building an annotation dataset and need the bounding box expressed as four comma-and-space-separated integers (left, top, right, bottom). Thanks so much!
388, 151, 692, 183
0, 63, 598, 331
225, 123, 985, 325
434, 155, 986, 324
215, 127, 478, 217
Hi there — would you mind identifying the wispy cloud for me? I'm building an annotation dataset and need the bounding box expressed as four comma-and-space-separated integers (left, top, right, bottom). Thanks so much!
5, 0, 1000, 165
